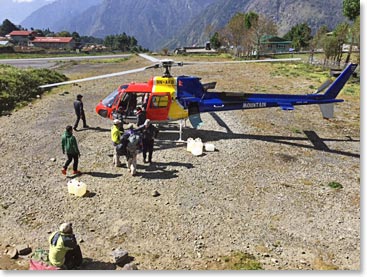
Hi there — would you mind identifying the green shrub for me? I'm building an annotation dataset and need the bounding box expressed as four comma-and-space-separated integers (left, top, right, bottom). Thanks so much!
222, 252, 263, 270
0, 65, 67, 115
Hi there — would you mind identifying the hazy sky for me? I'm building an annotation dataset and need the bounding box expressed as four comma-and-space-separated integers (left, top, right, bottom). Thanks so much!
0, 0, 55, 24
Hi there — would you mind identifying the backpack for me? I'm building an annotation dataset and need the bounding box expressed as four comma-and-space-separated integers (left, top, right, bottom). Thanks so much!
126, 133, 141, 153
116, 143, 126, 156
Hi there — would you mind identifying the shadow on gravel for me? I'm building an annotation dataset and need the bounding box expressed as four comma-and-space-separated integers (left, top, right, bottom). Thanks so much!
138, 168, 179, 179
136, 161, 194, 179
157, 124, 359, 158
83, 171, 123, 178
74, 126, 110, 132
79, 258, 117, 270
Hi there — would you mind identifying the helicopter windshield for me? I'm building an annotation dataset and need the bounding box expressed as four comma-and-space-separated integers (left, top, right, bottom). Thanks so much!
101, 85, 128, 108
102, 89, 119, 108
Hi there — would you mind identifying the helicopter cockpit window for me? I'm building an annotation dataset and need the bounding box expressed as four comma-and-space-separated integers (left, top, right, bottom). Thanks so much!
150, 95, 169, 108
102, 89, 119, 108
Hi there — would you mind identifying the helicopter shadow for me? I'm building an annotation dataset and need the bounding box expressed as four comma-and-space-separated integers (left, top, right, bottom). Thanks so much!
155, 114, 359, 159
137, 161, 194, 180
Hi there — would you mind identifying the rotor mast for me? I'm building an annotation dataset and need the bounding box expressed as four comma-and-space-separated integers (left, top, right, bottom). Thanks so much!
160, 60, 183, 77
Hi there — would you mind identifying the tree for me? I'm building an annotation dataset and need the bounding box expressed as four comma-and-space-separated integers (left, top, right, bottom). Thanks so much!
104, 35, 114, 50
56, 31, 72, 37
343, 0, 360, 63
351, 16, 360, 63
310, 25, 329, 50
246, 13, 277, 59
43, 28, 54, 37
321, 35, 339, 65
333, 22, 349, 65
0, 19, 19, 36
103, 33, 141, 52
244, 11, 258, 29
210, 32, 221, 49
319, 23, 349, 66
226, 12, 247, 56
71, 32, 80, 41
284, 23, 312, 50
343, 0, 360, 21
309, 25, 329, 63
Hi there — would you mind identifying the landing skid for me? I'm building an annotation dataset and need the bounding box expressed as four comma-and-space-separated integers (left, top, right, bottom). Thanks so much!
177, 120, 185, 143
156, 120, 187, 143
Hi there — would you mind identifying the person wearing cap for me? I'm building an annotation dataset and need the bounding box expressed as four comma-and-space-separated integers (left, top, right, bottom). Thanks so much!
137, 119, 158, 163
111, 118, 123, 167
73, 94, 88, 131
112, 106, 126, 129
61, 125, 81, 175
48, 223, 83, 269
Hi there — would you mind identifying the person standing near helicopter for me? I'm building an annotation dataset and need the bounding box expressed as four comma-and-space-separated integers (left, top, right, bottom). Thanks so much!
123, 124, 142, 176
111, 119, 123, 167
136, 106, 146, 127
73, 94, 88, 131
61, 125, 81, 175
136, 119, 158, 163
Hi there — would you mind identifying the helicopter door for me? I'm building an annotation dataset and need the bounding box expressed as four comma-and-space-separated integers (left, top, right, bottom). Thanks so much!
107, 91, 124, 119
146, 92, 171, 121
113, 94, 122, 109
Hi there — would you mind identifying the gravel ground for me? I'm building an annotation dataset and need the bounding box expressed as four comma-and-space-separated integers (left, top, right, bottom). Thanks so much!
0, 57, 360, 270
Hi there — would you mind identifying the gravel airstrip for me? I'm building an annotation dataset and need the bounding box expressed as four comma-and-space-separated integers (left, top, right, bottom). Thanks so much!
0, 56, 360, 270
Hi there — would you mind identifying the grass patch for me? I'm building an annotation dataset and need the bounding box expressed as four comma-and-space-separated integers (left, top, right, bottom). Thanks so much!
328, 181, 343, 189
313, 257, 339, 270
84, 57, 130, 64
302, 179, 314, 186
270, 63, 329, 81
289, 127, 302, 134
208, 252, 263, 270
341, 82, 360, 96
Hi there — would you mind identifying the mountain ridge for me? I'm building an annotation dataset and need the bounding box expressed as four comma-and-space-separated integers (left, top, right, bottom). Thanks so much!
21, 0, 347, 51
165, 0, 346, 49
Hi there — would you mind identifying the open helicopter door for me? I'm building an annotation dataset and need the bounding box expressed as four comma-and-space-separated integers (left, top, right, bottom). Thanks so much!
145, 92, 172, 121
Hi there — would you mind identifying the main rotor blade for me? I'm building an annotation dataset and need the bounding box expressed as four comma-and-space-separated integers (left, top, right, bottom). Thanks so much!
183, 58, 301, 65
39, 66, 148, 88
138, 53, 161, 63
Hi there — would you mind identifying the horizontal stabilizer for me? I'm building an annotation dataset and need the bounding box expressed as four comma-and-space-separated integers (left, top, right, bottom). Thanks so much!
203, 82, 217, 91
279, 103, 294, 110
319, 103, 334, 119
313, 79, 333, 94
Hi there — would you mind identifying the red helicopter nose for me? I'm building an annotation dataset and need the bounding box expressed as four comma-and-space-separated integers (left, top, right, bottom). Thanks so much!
95, 102, 108, 118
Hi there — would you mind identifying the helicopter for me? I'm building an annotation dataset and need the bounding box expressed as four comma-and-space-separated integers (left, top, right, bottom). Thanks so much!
40, 54, 358, 140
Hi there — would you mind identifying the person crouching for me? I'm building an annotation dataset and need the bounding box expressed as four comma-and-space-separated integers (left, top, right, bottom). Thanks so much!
48, 223, 83, 270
